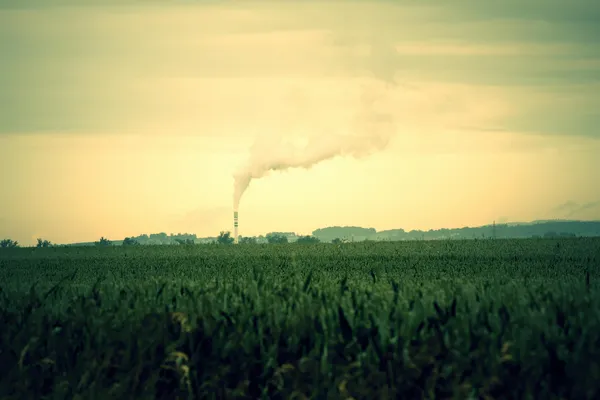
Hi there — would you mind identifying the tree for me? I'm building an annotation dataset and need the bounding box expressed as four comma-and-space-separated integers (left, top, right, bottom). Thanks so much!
296, 235, 320, 244
0, 239, 18, 248
239, 236, 257, 244
149, 232, 168, 244
217, 231, 234, 245
332, 238, 343, 244
36, 238, 52, 248
123, 237, 140, 246
95, 237, 112, 246
267, 234, 288, 244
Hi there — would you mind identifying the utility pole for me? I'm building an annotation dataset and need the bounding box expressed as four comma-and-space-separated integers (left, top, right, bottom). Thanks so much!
493, 220, 496, 239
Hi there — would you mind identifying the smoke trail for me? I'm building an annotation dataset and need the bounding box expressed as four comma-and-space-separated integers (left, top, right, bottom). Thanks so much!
233, 84, 395, 211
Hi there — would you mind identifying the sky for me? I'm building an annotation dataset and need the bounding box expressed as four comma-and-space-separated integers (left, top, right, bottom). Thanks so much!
1, 0, 599, 245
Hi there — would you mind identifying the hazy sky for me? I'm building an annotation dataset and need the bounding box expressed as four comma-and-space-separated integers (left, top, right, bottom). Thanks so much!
1, 0, 599, 245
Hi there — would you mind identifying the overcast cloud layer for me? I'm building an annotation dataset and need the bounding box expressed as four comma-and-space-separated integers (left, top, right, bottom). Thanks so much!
1, 0, 599, 137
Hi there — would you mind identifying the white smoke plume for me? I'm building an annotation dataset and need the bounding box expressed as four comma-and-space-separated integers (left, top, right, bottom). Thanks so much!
233, 83, 396, 211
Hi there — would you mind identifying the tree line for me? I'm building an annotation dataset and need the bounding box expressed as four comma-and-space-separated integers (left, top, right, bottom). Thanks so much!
0, 232, 322, 248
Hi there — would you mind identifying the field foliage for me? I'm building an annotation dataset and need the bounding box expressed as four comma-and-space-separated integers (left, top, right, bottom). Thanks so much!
1, 238, 599, 399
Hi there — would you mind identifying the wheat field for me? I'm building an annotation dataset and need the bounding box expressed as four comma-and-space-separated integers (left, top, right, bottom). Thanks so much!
1, 238, 599, 399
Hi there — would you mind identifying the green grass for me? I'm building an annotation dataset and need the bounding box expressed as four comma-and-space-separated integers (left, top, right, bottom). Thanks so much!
1, 238, 599, 399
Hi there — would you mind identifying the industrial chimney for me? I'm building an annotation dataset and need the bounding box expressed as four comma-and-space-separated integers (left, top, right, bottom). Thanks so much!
233, 211, 239, 244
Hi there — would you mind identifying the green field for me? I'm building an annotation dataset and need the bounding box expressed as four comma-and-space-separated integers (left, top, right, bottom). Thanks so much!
1, 238, 599, 399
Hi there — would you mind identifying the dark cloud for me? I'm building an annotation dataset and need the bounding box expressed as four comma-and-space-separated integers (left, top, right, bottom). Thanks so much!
552, 200, 600, 217
437, 0, 600, 25
0, 0, 160, 8
1, 0, 599, 138
502, 113, 600, 138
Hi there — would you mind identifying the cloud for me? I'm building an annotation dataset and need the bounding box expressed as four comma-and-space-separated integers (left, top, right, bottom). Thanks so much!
552, 201, 580, 214
552, 200, 600, 217
0, 0, 161, 8
435, 0, 600, 27
0, 0, 598, 138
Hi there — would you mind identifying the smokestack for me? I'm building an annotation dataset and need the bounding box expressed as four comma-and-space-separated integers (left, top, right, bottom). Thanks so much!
233, 211, 239, 244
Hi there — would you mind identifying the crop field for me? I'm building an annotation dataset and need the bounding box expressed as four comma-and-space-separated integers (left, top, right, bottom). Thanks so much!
1, 238, 599, 399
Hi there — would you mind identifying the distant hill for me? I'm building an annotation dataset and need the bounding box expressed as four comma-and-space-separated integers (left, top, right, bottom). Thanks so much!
63, 220, 600, 246
312, 220, 600, 242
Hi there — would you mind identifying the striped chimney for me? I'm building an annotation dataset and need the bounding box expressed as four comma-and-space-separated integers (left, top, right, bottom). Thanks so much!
233, 211, 239, 244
